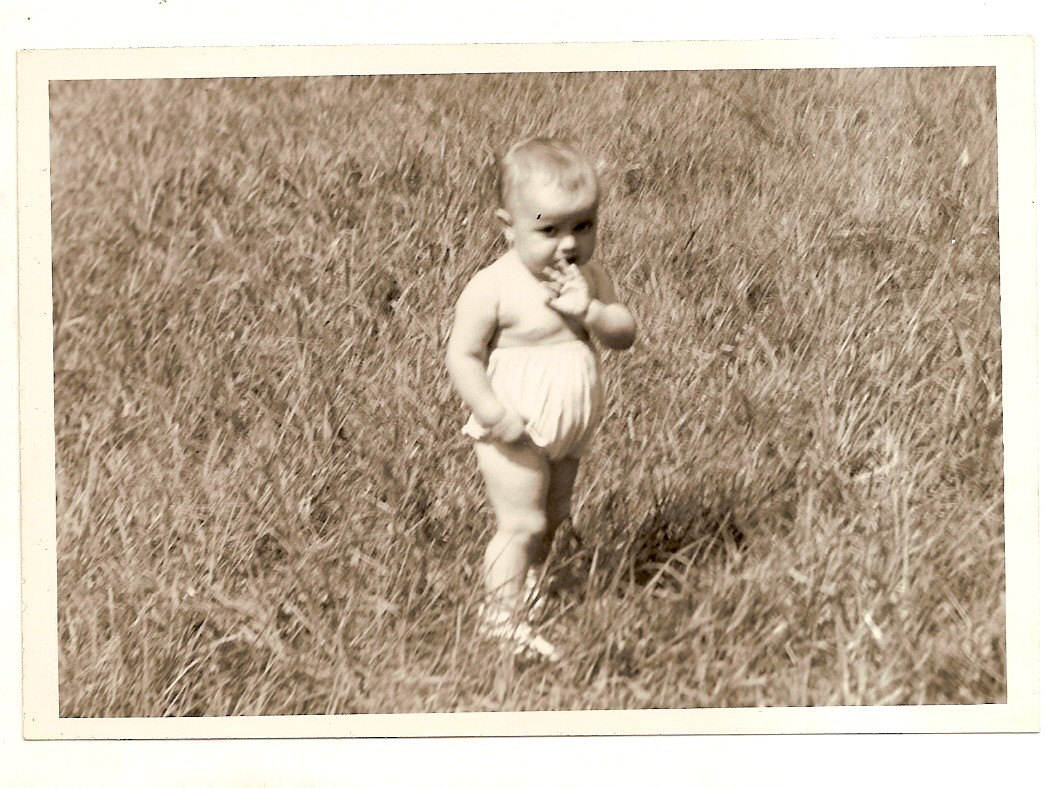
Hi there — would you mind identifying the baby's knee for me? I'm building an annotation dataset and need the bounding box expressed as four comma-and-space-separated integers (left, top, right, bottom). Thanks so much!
498, 510, 548, 539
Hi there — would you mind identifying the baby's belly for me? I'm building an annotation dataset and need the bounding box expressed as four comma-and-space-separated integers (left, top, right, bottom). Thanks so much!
495, 321, 587, 348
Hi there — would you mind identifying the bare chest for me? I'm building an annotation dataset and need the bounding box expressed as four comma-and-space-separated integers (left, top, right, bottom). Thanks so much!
492, 265, 592, 348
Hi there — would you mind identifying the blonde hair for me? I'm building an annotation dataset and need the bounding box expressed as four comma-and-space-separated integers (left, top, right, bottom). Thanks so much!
498, 137, 599, 210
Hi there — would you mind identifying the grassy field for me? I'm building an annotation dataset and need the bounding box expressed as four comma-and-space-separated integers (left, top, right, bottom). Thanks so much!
50, 67, 1004, 716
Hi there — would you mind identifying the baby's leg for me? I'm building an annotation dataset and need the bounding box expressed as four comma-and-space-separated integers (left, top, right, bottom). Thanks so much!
473, 439, 550, 612
534, 456, 581, 566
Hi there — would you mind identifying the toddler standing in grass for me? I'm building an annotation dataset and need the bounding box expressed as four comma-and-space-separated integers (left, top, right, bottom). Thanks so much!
446, 138, 637, 660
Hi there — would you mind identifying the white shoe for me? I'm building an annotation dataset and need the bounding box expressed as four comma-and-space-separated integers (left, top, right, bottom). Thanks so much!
478, 604, 560, 661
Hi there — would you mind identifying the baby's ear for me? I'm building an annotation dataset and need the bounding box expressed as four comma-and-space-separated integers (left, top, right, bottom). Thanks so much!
496, 208, 514, 242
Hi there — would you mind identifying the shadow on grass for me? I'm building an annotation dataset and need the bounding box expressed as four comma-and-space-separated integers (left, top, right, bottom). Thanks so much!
550, 490, 752, 601
626, 495, 748, 587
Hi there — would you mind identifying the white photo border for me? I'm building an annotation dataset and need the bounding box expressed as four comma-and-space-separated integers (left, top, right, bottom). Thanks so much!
18, 37, 1038, 739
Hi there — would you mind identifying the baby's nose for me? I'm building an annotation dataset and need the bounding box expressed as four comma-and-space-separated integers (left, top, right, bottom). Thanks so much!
559, 234, 577, 250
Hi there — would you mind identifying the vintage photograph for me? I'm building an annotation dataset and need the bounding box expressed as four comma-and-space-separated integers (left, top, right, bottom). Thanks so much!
41, 62, 1010, 720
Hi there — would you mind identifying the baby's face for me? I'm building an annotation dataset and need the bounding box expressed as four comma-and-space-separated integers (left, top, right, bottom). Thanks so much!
499, 179, 599, 276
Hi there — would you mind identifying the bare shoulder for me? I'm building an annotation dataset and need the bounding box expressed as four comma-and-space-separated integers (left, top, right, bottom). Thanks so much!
449, 259, 506, 352
456, 259, 503, 313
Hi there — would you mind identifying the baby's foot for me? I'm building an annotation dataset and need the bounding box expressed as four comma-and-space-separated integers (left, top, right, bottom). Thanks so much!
478, 603, 560, 662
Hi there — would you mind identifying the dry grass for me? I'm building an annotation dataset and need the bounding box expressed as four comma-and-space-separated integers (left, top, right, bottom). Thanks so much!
51, 68, 1004, 715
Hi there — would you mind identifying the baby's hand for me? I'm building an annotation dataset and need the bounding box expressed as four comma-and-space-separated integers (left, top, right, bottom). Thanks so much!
487, 408, 528, 444
543, 261, 592, 318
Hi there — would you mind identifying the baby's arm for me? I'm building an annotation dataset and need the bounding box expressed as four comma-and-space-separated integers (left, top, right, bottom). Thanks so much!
446, 271, 526, 441
582, 262, 637, 350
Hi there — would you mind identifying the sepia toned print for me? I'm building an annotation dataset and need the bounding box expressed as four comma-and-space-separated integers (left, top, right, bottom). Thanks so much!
48, 67, 1004, 718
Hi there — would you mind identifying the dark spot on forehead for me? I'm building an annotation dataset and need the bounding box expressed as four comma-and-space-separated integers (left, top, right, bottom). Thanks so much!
537, 214, 541, 219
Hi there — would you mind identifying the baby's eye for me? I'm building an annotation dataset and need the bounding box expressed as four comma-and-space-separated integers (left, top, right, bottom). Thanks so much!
574, 220, 594, 232
539, 226, 558, 237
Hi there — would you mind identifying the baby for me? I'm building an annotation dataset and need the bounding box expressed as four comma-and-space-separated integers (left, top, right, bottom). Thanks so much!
446, 138, 637, 659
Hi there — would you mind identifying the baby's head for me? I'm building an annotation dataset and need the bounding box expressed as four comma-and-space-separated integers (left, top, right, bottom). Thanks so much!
496, 137, 600, 274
